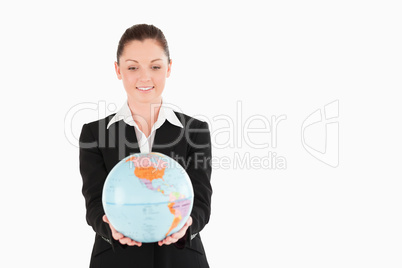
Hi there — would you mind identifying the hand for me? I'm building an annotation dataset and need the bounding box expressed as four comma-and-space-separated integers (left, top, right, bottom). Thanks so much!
102, 215, 142, 247
158, 216, 193, 246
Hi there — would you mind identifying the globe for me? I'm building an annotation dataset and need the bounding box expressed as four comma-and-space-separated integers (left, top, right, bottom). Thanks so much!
102, 152, 194, 243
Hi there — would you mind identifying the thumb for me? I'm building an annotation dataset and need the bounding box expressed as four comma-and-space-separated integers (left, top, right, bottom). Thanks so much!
103, 215, 118, 236
186, 216, 193, 227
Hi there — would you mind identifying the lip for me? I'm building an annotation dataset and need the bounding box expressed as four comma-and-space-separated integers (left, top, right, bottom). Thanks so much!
136, 86, 154, 92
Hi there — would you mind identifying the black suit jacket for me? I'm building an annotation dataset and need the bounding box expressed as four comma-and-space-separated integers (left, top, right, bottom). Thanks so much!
79, 111, 212, 268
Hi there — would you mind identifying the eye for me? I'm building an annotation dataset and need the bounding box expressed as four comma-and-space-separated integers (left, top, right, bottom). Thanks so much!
152, 66, 161, 70
128, 66, 138, 71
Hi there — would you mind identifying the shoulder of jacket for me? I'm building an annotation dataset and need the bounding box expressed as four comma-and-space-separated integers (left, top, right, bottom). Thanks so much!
173, 111, 209, 128
84, 113, 116, 128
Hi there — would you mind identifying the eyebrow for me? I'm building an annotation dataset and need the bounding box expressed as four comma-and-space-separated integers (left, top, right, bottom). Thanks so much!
125, 58, 163, 63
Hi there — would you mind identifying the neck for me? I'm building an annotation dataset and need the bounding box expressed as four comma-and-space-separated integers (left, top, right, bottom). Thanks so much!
127, 96, 162, 134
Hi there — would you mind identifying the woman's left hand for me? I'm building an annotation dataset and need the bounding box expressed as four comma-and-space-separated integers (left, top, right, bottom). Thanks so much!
158, 216, 193, 246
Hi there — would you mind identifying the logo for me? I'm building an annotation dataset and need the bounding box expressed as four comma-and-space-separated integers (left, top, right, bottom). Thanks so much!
301, 100, 339, 167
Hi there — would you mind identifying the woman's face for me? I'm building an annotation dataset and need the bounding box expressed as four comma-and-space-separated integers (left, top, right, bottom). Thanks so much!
115, 39, 172, 105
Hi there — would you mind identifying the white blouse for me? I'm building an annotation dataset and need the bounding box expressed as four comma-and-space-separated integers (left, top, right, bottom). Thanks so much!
106, 100, 184, 153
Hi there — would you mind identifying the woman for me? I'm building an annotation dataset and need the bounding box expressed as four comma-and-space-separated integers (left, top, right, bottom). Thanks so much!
79, 24, 212, 267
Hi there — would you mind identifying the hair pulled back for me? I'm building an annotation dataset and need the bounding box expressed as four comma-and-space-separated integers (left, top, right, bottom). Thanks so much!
116, 24, 170, 65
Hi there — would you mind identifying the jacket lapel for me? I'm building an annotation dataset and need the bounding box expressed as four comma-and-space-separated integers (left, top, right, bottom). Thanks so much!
152, 121, 183, 157
105, 120, 183, 172
105, 121, 140, 170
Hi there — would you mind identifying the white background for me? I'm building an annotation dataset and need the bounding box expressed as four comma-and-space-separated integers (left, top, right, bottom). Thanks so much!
1, 1, 401, 267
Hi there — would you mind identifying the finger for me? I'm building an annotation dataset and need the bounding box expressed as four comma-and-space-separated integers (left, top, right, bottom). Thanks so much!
102, 215, 123, 240
160, 236, 178, 246
112, 231, 124, 240
119, 237, 134, 245
158, 238, 168, 246
180, 218, 192, 231
119, 236, 142, 247
165, 237, 178, 245
172, 225, 188, 239
159, 240, 169, 246
128, 240, 142, 247
186, 216, 193, 226
108, 224, 124, 240
170, 231, 183, 240
126, 238, 139, 246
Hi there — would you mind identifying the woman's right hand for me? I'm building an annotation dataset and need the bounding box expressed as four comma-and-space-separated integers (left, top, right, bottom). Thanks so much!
103, 215, 142, 247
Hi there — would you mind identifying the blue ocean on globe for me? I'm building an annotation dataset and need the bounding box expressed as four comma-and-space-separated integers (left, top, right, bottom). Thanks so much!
102, 152, 194, 243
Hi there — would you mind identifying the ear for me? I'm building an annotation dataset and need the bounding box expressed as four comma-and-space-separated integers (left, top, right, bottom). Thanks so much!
114, 61, 122, 80
166, 59, 172, 78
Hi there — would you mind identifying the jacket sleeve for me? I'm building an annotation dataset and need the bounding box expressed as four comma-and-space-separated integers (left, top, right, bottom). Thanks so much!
180, 120, 212, 247
79, 123, 116, 248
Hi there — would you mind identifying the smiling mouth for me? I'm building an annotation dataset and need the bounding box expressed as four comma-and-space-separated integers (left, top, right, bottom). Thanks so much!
136, 86, 154, 91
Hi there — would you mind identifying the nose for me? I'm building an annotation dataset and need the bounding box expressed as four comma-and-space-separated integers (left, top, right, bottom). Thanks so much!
139, 68, 151, 82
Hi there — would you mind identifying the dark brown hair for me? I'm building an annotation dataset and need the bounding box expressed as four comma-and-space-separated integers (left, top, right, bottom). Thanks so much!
116, 24, 170, 65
